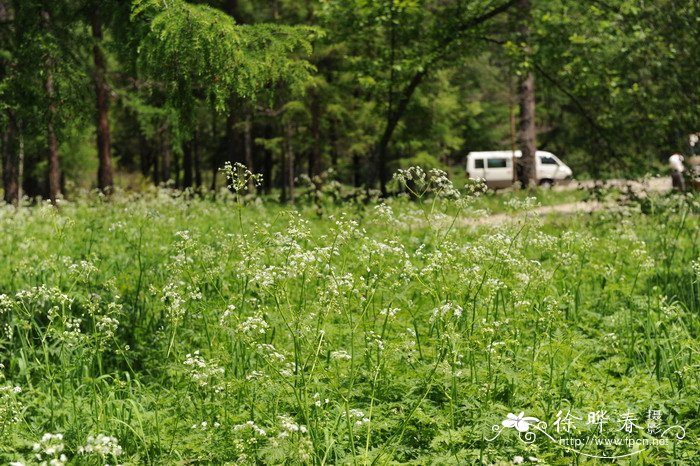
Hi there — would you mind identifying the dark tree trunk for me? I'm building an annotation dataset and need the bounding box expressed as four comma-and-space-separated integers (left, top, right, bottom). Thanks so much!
262, 126, 272, 194
46, 85, 60, 203
210, 107, 219, 191
17, 127, 23, 202
279, 151, 287, 203
516, 0, 537, 188
210, 158, 217, 190
309, 90, 322, 177
193, 129, 202, 188
352, 153, 361, 188
139, 131, 151, 179
161, 126, 171, 184
243, 110, 255, 191
282, 122, 295, 203
225, 99, 244, 168
173, 143, 180, 188
152, 144, 159, 185
371, 69, 427, 195
2, 117, 18, 204
92, 10, 113, 193
42, 10, 60, 204
517, 71, 537, 188
183, 140, 193, 188
0, 7, 16, 204
330, 119, 339, 170
287, 126, 295, 203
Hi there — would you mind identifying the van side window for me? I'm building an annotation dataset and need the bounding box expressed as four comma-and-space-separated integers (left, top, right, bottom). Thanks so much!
487, 158, 508, 168
475, 159, 484, 169
540, 156, 558, 165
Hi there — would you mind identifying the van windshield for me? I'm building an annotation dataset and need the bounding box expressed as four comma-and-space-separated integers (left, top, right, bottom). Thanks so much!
540, 156, 559, 165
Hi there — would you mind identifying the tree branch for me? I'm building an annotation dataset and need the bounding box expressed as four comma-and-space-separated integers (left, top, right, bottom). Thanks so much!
532, 61, 606, 137
532, 60, 617, 166
387, 0, 520, 148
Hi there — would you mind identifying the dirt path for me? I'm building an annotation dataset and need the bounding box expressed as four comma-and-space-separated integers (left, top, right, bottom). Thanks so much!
432, 177, 674, 228
460, 201, 608, 227
554, 177, 670, 192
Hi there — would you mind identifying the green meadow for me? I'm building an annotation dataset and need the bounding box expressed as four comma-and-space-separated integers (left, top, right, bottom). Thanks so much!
0, 175, 698, 465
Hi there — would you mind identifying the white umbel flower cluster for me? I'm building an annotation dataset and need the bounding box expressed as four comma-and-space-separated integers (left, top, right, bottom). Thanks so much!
78, 433, 123, 458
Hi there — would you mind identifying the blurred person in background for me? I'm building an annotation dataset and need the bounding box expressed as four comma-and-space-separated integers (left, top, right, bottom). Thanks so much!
669, 153, 685, 191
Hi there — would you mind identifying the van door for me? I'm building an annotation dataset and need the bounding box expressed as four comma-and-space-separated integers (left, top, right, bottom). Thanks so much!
471, 157, 486, 180
537, 154, 561, 181
484, 157, 513, 189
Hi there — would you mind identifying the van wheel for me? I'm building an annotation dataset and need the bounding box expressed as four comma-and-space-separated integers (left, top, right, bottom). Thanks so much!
539, 179, 554, 188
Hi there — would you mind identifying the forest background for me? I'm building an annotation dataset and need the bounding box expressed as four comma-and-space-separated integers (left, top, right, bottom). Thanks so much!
1, 0, 698, 203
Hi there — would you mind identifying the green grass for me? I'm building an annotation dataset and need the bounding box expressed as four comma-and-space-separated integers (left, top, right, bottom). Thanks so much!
0, 179, 698, 465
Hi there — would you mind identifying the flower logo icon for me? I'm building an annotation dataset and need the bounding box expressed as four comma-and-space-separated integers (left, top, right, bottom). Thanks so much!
502, 412, 539, 432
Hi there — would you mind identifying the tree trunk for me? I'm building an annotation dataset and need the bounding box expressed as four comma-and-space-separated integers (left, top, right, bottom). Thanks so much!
279, 149, 287, 203
139, 131, 151, 179
173, 142, 180, 188
517, 71, 537, 187
210, 107, 219, 191
352, 153, 361, 188
161, 126, 171, 184
283, 122, 295, 203
42, 10, 61, 204
152, 145, 160, 185
262, 126, 272, 194
183, 140, 193, 188
17, 128, 23, 202
516, 0, 537, 188
309, 90, 322, 177
2, 117, 18, 204
193, 129, 202, 188
371, 69, 428, 195
92, 10, 113, 193
225, 101, 242, 166
210, 158, 217, 190
46, 94, 60, 203
330, 119, 339, 170
243, 110, 255, 191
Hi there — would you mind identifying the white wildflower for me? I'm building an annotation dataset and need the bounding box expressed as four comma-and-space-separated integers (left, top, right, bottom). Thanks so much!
238, 315, 269, 336
183, 350, 225, 387
278, 415, 307, 437
78, 433, 122, 458
233, 420, 267, 437
330, 350, 352, 361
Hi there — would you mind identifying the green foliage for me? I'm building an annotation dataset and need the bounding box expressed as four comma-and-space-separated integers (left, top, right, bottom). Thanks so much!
532, 0, 700, 176
4, 0, 696, 197
132, 0, 316, 128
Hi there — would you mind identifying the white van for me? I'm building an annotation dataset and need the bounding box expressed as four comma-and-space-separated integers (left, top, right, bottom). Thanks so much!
466, 150, 573, 189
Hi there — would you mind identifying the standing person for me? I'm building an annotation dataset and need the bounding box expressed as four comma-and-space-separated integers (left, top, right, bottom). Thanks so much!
669, 153, 685, 191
